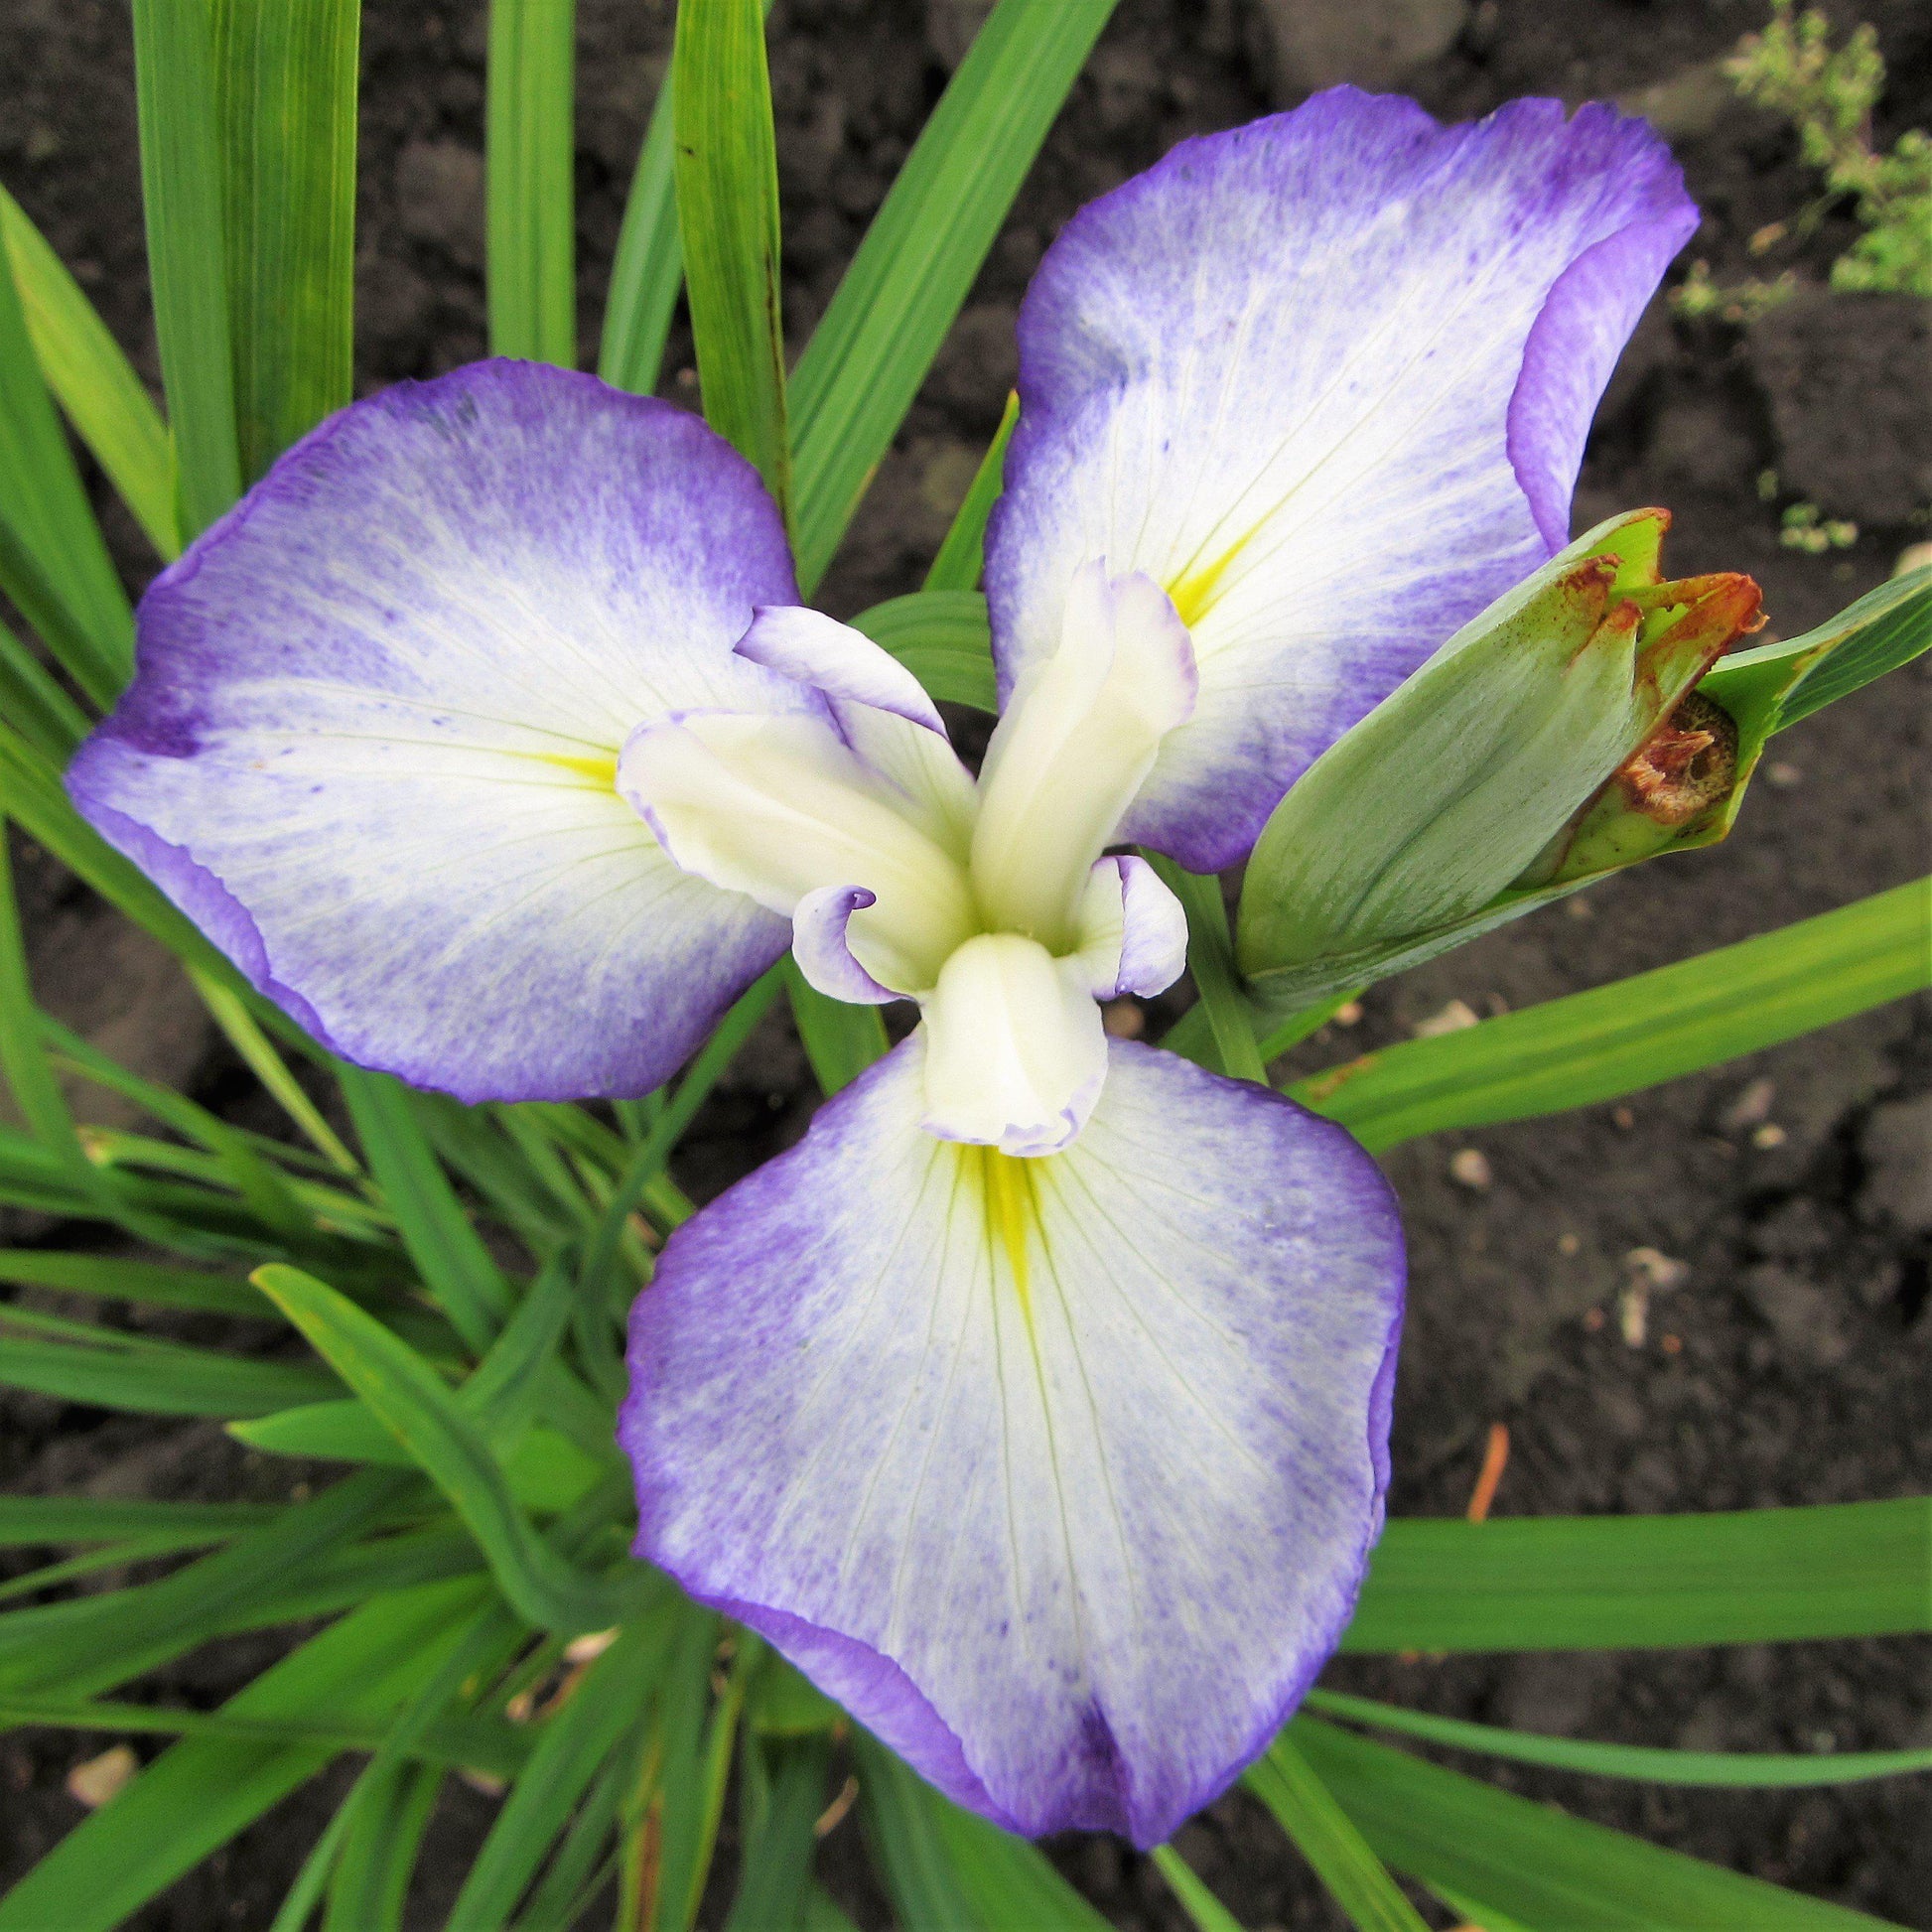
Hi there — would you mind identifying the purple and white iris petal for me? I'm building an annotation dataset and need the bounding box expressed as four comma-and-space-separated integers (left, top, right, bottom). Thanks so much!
1075, 855, 1189, 1001
986, 88, 1698, 871
623, 1037, 1405, 1847
67, 361, 809, 1102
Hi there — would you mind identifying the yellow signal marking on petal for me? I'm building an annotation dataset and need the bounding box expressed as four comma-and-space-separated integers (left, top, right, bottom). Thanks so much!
528, 751, 620, 786
975, 1144, 1037, 1333
1165, 521, 1264, 630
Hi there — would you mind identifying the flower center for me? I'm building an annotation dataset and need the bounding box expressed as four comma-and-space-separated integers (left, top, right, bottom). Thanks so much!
616, 563, 1198, 1155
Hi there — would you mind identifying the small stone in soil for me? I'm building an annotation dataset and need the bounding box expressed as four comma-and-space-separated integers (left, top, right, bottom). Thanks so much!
67, 1745, 137, 1810
1413, 997, 1480, 1037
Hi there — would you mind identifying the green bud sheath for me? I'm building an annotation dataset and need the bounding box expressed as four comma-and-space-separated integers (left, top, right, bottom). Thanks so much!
1236, 509, 1761, 1009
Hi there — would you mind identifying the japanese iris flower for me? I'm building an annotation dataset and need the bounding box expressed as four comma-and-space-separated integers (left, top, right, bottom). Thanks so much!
68, 91, 1695, 1844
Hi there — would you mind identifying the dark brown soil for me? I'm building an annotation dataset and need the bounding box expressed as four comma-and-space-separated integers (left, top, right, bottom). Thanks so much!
1, 0, 1928, 1926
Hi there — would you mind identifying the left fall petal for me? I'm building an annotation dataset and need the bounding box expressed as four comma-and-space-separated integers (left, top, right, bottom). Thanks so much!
67, 361, 808, 1102
622, 1037, 1404, 1847
986, 88, 1697, 872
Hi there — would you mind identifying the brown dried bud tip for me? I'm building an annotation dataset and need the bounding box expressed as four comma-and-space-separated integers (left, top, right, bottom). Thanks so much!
1615, 689, 1739, 826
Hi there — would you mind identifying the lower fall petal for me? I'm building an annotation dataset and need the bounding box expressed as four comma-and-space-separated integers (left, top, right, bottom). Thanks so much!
622, 1037, 1404, 1847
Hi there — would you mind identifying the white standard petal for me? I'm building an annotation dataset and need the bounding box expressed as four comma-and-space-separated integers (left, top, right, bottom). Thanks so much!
970, 565, 1196, 948
917, 933, 1108, 1157
618, 709, 977, 997
623, 1036, 1405, 1847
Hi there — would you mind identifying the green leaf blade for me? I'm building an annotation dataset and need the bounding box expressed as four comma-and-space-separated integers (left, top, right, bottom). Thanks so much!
211, 0, 361, 482
849, 590, 996, 712
0, 187, 179, 559
1244, 1733, 1432, 1932
1299, 879, 1931, 1155
1291, 1716, 1905, 1930
486, 0, 577, 364
0, 209, 134, 708
1346, 1499, 1932, 1653
786, 0, 1115, 590
673, 0, 789, 517
131, 0, 244, 537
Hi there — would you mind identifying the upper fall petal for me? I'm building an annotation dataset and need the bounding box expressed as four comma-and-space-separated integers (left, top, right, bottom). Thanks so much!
66, 361, 806, 1102
622, 1036, 1404, 1847
985, 88, 1698, 872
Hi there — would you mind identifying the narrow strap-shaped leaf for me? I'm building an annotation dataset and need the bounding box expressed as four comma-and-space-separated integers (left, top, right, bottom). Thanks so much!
723, 1737, 832, 1932
1151, 1847, 1245, 1932
1290, 1716, 1904, 1931
211, 0, 360, 481
783, 956, 889, 1097
786, 0, 1115, 590
1245, 1734, 1453, 1932
1706, 565, 1931, 733
850, 1730, 979, 1932
131, 0, 244, 537
637, 1603, 731, 1932
486, 0, 576, 364
509, 1745, 634, 1932
0, 1690, 524, 1777
1297, 878, 1930, 1155
448, 1616, 680, 1930
1147, 855, 1268, 1083
932, 1797, 1113, 1930
0, 820, 116, 1217
850, 590, 996, 712
1304, 1689, 1932, 1787
0, 1466, 416, 1699
326, 1602, 527, 1932
0, 1327, 341, 1418
0, 1577, 491, 1932
191, 963, 361, 1173
338, 1065, 512, 1352
600, 64, 679, 393
0, 212, 133, 708
923, 392, 1018, 593
0, 1493, 277, 1545
673, 0, 789, 518
0, 614, 89, 763
1346, 1498, 1931, 1652
325, 1759, 442, 1932
252, 1263, 650, 1633
0, 186, 179, 559
45, 1009, 314, 1239
0, 1248, 266, 1319
581, 962, 780, 1307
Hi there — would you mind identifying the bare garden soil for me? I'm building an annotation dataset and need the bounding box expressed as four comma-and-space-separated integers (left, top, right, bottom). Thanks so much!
0, 0, 1928, 1924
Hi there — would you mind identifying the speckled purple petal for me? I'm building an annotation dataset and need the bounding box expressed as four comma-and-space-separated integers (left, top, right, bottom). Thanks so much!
622, 1037, 1404, 1847
67, 361, 810, 1102
986, 88, 1697, 871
